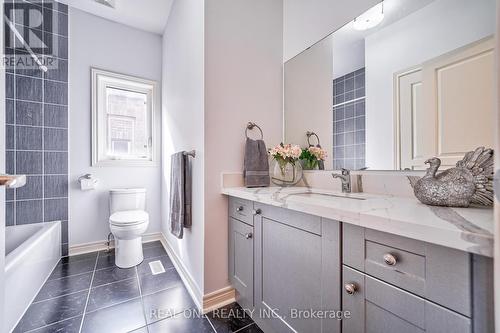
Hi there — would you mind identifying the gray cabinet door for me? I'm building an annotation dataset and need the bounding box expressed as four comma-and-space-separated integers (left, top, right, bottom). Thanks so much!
254, 204, 341, 333
228, 217, 254, 309
342, 266, 471, 333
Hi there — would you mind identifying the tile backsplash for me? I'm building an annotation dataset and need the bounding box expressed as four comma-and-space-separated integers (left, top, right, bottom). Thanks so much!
5, 0, 69, 255
333, 68, 366, 170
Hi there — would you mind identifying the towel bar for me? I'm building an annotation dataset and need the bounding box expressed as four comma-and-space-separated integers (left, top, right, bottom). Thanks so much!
184, 150, 196, 158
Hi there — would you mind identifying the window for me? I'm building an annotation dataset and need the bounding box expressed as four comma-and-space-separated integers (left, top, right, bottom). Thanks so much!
92, 68, 158, 166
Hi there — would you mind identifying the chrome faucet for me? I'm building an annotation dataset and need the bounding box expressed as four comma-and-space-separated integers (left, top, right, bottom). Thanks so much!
332, 169, 351, 193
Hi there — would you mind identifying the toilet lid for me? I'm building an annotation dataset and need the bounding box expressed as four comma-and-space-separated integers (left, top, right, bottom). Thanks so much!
110, 210, 149, 225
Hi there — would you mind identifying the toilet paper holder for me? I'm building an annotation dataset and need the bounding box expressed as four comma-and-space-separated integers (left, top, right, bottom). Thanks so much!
78, 174, 99, 191
78, 174, 94, 183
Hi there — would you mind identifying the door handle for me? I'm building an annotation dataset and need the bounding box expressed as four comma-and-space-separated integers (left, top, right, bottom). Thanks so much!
0, 175, 26, 188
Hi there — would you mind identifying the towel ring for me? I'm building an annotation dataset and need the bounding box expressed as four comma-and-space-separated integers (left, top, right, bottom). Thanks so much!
246, 122, 264, 140
306, 131, 321, 146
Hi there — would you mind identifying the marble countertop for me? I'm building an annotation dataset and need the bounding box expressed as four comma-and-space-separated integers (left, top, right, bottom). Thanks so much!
222, 187, 494, 257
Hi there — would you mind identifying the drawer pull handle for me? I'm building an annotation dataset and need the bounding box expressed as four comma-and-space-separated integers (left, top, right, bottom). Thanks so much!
383, 254, 397, 266
245, 233, 253, 239
344, 283, 357, 295
253, 209, 262, 215
236, 206, 244, 212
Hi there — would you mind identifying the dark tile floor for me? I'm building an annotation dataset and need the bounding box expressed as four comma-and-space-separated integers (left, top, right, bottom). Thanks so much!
14, 241, 263, 333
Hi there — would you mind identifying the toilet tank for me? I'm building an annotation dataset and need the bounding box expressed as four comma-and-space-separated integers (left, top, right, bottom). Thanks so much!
109, 188, 147, 214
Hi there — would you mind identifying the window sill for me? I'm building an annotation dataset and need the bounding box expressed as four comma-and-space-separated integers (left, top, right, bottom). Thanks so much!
92, 159, 159, 167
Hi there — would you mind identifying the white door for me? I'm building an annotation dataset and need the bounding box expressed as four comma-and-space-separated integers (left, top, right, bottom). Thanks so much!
397, 69, 426, 170
397, 37, 495, 170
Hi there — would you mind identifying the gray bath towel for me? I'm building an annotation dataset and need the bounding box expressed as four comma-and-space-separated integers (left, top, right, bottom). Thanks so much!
169, 152, 192, 239
244, 138, 270, 187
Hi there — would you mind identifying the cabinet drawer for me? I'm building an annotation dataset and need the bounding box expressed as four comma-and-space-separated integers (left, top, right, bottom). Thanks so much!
342, 266, 471, 333
343, 224, 471, 317
229, 197, 254, 225
255, 202, 322, 235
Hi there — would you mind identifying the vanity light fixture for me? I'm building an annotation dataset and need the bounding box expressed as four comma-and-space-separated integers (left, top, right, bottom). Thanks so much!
353, 2, 384, 31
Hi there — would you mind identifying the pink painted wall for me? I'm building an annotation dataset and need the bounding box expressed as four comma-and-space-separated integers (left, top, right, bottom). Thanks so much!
203, 0, 284, 294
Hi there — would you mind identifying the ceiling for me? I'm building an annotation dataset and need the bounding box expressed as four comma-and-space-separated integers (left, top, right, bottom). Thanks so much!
331, 0, 435, 77
60, 0, 174, 34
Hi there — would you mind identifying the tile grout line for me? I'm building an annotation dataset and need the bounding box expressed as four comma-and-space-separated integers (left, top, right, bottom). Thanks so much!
7, 123, 70, 130
92, 275, 138, 289
234, 323, 256, 333
31, 287, 89, 305
23, 314, 83, 333
43, 267, 93, 281
78, 251, 100, 333
41, 48, 46, 231
84, 295, 143, 317
5, 95, 68, 106
10, 71, 68, 84
135, 265, 150, 331
12, 21, 17, 225
205, 316, 219, 333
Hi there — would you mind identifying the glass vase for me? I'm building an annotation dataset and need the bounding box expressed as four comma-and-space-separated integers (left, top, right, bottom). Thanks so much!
302, 159, 319, 170
270, 158, 303, 187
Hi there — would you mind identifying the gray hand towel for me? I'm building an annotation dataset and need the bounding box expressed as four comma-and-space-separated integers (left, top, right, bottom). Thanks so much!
244, 138, 270, 187
169, 152, 192, 239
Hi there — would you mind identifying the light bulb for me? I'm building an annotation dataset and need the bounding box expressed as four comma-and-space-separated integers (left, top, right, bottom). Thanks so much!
353, 2, 384, 31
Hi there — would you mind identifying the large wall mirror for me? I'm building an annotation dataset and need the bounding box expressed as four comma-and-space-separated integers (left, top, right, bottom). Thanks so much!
284, 0, 495, 171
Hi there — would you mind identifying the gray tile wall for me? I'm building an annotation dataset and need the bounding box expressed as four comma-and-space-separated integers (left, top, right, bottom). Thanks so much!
5, 0, 69, 255
333, 68, 366, 170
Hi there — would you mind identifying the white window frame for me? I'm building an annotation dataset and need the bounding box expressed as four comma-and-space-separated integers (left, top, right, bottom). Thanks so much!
91, 68, 158, 167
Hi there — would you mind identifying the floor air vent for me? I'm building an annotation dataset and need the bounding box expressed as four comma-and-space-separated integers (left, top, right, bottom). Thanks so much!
149, 260, 166, 275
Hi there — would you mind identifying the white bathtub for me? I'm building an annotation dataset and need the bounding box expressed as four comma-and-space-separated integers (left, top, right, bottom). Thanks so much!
4, 222, 61, 333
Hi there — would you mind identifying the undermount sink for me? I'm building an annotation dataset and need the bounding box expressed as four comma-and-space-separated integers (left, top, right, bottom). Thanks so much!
292, 191, 368, 201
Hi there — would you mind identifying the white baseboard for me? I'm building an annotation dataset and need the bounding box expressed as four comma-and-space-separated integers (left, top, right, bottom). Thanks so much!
202, 286, 236, 314
157, 233, 204, 310
69, 240, 110, 256
69, 232, 163, 256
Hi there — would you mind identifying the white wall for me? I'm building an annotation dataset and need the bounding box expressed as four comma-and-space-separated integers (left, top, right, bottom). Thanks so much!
283, 0, 378, 62
161, 0, 205, 301
203, 0, 283, 294
161, 0, 283, 300
364, 0, 496, 169
333, 39, 365, 79
69, 9, 163, 246
285, 35, 333, 170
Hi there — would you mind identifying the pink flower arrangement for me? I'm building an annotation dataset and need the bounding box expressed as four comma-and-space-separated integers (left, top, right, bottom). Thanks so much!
269, 143, 302, 178
300, 146, 328, 170
308, 146, 327, 161
269, 143, 302, 161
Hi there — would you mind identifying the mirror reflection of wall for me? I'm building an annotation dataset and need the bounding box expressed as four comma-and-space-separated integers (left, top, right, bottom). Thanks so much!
284, 0, 496, 171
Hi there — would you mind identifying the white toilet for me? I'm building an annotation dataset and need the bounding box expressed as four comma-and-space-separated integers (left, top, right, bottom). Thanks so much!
109, 188, 149, 268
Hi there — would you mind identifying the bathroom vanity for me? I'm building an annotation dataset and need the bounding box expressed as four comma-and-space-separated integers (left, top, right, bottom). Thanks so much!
224, 187, 494, 333
228, 1, 497, 330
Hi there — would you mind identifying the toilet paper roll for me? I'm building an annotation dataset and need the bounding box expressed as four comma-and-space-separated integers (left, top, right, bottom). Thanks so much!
80, 178, 98, 191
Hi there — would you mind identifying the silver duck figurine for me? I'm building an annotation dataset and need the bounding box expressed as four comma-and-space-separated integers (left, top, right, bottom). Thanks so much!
412, 147, 494, 208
